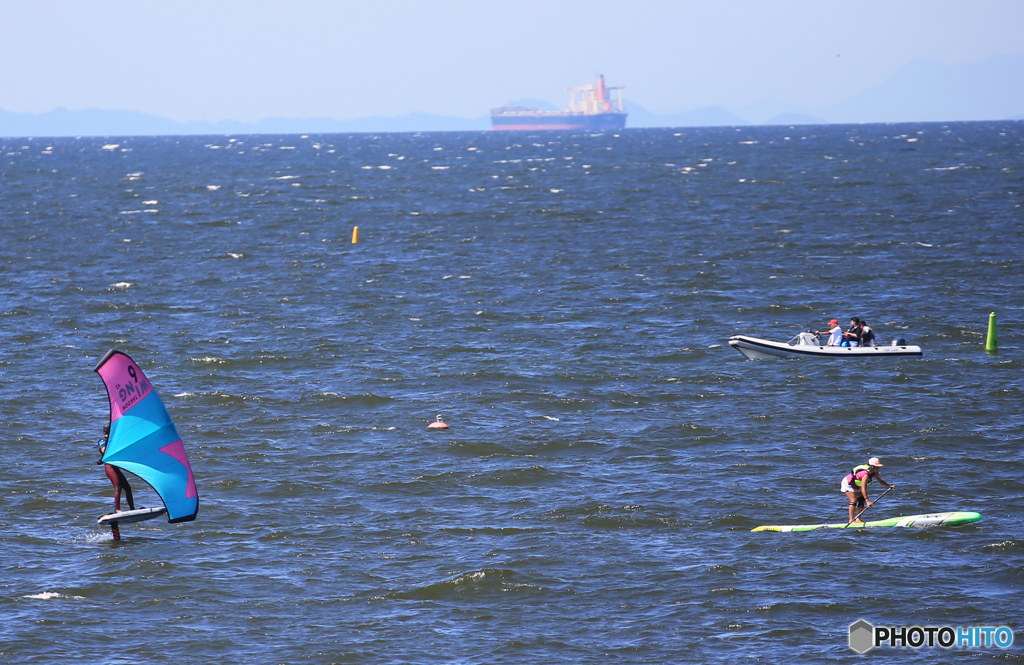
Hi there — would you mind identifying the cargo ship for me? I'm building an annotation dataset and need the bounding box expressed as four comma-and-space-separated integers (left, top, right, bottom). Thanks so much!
490, 74, 626, 131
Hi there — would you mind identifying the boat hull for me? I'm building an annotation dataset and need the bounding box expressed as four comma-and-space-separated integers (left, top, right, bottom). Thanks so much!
490, 111, 626, 131
753, 511, 981, 532
728, 335, 922, 360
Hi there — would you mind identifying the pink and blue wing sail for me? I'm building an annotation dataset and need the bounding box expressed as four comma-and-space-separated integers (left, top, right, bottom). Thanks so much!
94, 349, 199, 523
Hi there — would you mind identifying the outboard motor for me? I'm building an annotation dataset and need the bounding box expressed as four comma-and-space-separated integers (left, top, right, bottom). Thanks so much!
891, 338, 908, 346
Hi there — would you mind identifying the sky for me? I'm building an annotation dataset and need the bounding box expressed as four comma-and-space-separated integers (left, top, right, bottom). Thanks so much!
2, 0, 1023, 122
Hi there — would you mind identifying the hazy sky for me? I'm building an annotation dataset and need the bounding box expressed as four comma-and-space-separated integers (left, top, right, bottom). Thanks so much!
3, 0, 1022, 121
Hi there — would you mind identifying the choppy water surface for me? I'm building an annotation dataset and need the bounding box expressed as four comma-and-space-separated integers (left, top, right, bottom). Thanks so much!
1, 123, 1023, 663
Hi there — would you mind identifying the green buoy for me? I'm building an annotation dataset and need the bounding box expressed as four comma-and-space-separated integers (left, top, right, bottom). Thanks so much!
986, 312, 998, 354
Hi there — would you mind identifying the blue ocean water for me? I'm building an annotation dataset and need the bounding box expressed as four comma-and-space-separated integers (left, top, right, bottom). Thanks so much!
1, 123, 1023, 663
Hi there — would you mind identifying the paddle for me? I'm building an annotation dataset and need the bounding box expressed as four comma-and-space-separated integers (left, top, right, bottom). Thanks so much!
845, 485, 894, 527
821, 503, 846, 525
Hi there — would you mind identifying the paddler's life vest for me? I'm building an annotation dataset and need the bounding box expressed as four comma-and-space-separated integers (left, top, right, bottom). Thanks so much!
845, 464, 875, 488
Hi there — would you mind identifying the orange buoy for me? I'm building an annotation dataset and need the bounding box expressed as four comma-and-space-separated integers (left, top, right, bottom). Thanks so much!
427, 415, 449, 430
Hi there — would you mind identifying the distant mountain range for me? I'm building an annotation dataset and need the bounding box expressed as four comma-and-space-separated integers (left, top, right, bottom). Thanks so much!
0, 107, 493, 137
2, 54, 1021, 138
631, 53, 1024, 127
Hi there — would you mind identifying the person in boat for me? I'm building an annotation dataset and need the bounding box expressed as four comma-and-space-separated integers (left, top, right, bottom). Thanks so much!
841, 457, 894, 523
860, 321, 876, 347
842, 317, 863, 346
97, 423, 135, 513
813, 319, 844, 346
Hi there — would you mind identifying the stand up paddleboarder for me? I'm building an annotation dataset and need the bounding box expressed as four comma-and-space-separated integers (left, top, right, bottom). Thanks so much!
841, 457, 894, 523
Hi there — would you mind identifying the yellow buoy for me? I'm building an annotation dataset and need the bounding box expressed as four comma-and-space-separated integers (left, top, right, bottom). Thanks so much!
986, 312, 998, 354
352, 226, 359, 244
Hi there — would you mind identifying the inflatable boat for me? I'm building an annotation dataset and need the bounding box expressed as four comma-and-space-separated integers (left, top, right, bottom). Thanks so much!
728, 332, 923, 360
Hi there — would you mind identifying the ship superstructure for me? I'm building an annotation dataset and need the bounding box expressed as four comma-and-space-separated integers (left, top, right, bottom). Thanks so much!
491, 74, 627, 131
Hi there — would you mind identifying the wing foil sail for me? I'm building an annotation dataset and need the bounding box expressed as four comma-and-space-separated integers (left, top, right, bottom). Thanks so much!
94, 349, 199, 523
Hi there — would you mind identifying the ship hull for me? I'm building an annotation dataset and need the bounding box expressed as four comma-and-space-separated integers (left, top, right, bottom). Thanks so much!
491, 112, 626, 132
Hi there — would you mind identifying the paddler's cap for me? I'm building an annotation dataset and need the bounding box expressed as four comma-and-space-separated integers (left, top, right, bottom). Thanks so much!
829, 319, 838, 326
868, 457, 883, 467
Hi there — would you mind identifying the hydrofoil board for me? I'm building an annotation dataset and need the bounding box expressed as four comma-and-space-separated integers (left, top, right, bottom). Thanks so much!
98, 507, 166, 526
